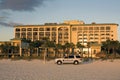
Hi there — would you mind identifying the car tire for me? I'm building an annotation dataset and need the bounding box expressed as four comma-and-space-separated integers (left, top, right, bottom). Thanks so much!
74, 61, 79, 65
57, 61, 62, 65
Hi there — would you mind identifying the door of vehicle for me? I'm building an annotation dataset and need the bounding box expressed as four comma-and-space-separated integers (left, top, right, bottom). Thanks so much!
63, 56, 74, 63
68, 55, 74, 63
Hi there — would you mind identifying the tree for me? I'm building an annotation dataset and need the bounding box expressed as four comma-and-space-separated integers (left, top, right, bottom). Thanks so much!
102, 39, 111, 54
102, 39, 120, 59
60, 42, 75, 56
41, 37, 50, 64
109, 40, 119, 58
87, 42, 91, 58
30, 40, 43, 56
0, 42, 18, 57
55, 44, 63, 57
64, 43, 71, 54
21, 38, 31, 56
0, 43, 11, 55
69, 42, 75, 55
76, 42, 85, 57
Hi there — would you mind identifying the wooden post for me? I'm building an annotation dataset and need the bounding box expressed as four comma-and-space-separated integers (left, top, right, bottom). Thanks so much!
44, 48, 46, 64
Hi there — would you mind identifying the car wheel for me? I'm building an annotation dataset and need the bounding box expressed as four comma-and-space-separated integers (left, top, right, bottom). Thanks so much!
57, 61, 62, 65
74, 61, 79, 65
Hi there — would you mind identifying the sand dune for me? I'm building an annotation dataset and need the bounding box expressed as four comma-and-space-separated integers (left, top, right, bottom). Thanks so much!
0, 59, 120, 80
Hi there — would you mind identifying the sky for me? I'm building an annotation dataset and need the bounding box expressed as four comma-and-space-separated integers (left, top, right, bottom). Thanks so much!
0, 0, 120, 41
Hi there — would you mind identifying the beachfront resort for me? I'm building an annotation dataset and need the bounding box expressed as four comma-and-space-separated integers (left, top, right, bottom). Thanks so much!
0, 20, 120, 80
0, 20, 120, 59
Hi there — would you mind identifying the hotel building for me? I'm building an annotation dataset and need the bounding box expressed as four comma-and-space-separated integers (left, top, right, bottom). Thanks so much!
14, 20, 118, 46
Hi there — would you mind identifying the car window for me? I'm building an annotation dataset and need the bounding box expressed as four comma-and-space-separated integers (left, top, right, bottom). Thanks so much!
64, 56, 68, 58
69, 56, 74, 58
76, 56, 81, 58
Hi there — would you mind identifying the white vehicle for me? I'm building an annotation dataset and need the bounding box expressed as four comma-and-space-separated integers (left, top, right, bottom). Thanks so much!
55, 55, 82, 65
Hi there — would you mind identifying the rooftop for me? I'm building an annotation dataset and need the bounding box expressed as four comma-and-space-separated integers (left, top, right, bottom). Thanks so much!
14, 20, 119, 27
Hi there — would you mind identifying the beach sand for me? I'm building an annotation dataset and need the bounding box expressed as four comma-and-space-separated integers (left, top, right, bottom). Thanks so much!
0, 59, 120, 80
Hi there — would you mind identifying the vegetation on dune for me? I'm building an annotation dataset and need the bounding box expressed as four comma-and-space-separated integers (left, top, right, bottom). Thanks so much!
0, 38, 120, 60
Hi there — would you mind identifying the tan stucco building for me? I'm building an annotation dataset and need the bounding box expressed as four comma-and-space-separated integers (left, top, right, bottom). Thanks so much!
13, 20, 118, 57
14, 20, 118, 45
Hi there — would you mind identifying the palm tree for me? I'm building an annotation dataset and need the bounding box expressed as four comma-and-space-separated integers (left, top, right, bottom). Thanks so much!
102, 39, 111, 54
0, 43, 11, 56
76, 42, 85, 57
56, 44, 63, 57
87, 42, 91, 58
69, 42, 75, 55
117, 43, 120, 55
109, 40, 119, 58
102, 39, 119, 59
64, 43, 71, 55
31, 40, 43, 56
0, 42, 16, 57
0, 44, 8, 55
41, 37, 50, 63
21, 38, 31, 56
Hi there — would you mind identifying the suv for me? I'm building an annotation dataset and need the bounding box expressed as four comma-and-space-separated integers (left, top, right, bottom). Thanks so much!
55, 55, 82, 65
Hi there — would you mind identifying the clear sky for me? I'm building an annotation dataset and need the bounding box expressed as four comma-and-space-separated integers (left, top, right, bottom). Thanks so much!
0, 0, 120, 41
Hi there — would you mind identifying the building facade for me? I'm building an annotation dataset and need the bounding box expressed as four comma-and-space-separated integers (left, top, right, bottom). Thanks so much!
14, 20, 118, 46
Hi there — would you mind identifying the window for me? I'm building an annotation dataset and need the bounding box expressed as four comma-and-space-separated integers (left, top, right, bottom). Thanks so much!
45, 32, 50, 36
101, 34, 105, 36
95, 34, 99, 36
90, 37, 93, 39
21, 32, 26, 35
33, 32, 37, 35
27, 32, 32, 35
52, 28, 56, 31
83, 34, 87, 36
64, 56, 68, 58
89, 34, 93, 36
58, 33, 62, 38
100, 27, 104, 30
106, 37, 110, 39
33, 28, 38, 31
76, 56, 81, 58
78, 27, 82, 30
65, 28, 68, 31
15, 33, 20, 38
39, 28, 44, 31
89, 27, 93, 30
94, 50, 96, 54
84, 27, 88, 30
27, 28, 32, 31
46, 28, 50, 31
52, 32, 56, 36
106, 26, 110, 30
95, 37, 98, 39
39, 32, 44, 36
94, 31, 99, 33
22, 28, 26, 31
16, 28, 20, 31
106, 33, 110, 36
58, 28, 62, 31
79, 38, 83, 40
64, 37, 68, 39
64, 32, 68, 37
101, 37, 105, 39
79, 34, 82, 36
69, 56, 74, 58
72, 27, 77, 31
94, 27, 99, 30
